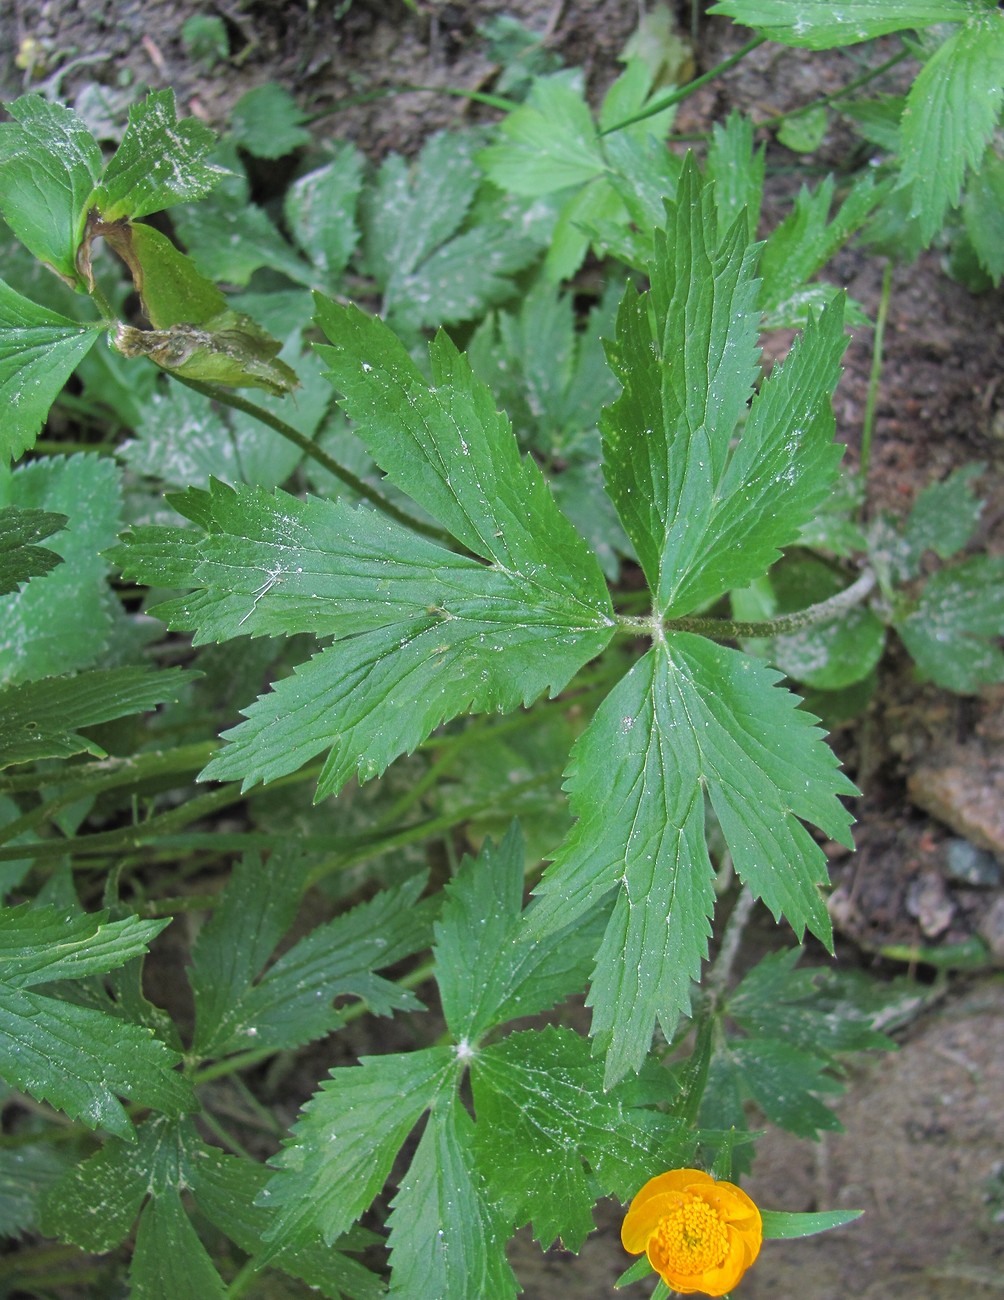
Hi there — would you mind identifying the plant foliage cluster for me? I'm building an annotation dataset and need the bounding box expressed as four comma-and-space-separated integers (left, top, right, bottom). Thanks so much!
0, 0, 1002, 1294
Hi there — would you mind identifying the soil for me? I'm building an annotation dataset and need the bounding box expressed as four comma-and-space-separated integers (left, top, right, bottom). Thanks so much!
3, 2, 1003, 1298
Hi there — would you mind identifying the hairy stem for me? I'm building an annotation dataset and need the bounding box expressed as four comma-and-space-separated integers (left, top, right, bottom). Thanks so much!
618, 568, 876, 640
859, 259, 894, 502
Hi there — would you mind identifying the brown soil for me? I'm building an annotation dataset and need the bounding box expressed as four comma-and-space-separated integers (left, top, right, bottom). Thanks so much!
3, 3, 1003, 1298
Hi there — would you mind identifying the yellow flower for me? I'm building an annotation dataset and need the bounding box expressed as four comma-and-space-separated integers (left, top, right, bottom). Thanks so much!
621, 1168, 762, 1296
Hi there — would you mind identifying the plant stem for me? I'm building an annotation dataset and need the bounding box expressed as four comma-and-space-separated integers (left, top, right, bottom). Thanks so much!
617, 569, 876, 640
859, 259, 894, 502
755, 47, 913, 133
600, 36, 767, 135
172, 375, 453, 546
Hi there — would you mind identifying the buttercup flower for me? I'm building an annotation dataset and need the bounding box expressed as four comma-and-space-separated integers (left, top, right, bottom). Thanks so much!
621, 1168, 762, 1296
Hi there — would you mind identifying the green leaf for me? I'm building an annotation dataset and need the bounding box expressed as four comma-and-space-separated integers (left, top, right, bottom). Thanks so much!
0, 904, 168, 987
778, 105, 830, 153
602, 159, 848, 618
898, 13, 1004, 243
896, 555, 1004, 692
0, 1144, 69, 1239
191, 850, 430, 1057
130, 1192, 227, 1300
759, 173, 881, 325
761, 1208, 863, 1239
120, 222, 227, 328
470, 1026, 686, 1250
902, 463, 984, 572
0, 506, 66, 594
39, 1136, 148, 1251
0, 95, 102, 284
477, 71, 606, 195
174, 192, 316, 288
386, 1100, 517, 1299
261, 1047, 458, 1252
0, 982, 193, 1139
434, 824, 599, 1043
362, 132, 536, 330
0, 666, 194, 768
229, 83, 311, 158
531, 637, 855, 1084
708, 0, 972, 48
0, 454, 122, 683
0, 280, 103, 462
90, 89, 226, 220
706, 110, 764, 237
190, 1145, 386, 1300
284, 145, 366, 282
114, 469, 610, 796
709, 1036, 845, 1139
963, 145, 1004, 284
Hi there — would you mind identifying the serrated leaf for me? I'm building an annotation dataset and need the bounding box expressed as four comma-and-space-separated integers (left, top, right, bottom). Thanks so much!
706, 110, 764, 237
229, 83, 311, 159
190, 1146, 385, 1300
603, 159, 848, 617
362, 132, 536, 330
0, 904, 168, 987
708, 0, 971, 48
531, 637, 855, 1084
434, 824, 598, 1043
898, 13, 1004, 242
0, 454, 122, 683
38, 1135, 148, 1251
0, 280, 103, 462
0, 985, 193, 1138
261, 1047, 458, 1252
0, 95, 101, 285
174, 194, 316, 287
963, 145, 1004, 284
130, 1192, 227, 1300
284, 145, 366, 282
477, 71, 606, 195
387, 1100, 517, 1299
896, 555, 1004, 691
470, 1026, 685, 1250
0, 666, 194, 768
709, 1036, 844, 1138
90, 89, 226, 220
192, 851, 430, 1057
759, 173, 881, 322
0, 506, 66, 594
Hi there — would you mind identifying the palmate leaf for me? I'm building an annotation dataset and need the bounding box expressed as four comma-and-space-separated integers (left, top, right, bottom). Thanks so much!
529, 638, 856, 1084
602, 157, 848, 619
115, 303, 613, 797
526, 160, 857, 1082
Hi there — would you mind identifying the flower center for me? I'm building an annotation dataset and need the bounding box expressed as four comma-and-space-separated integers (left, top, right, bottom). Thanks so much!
653, 1194, 729, 1275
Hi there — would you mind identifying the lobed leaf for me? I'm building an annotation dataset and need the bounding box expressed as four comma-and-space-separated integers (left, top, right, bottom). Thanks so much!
896, 555, 1004, 692
0, 905, 168, 988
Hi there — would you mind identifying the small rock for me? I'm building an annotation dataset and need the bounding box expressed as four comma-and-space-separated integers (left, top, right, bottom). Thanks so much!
905, 871, 955, 938
975, 896, 1004, 963
945, 838, 1002, 887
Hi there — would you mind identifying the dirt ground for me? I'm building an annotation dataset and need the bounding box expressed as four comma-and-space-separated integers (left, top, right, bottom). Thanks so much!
2, 2, 1003, 1297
